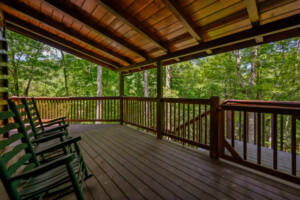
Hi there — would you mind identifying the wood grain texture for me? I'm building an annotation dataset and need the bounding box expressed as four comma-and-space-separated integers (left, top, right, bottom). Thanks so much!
64, 124, 300, 200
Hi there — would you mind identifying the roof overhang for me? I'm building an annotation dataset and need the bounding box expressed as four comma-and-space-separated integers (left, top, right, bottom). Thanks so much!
1, 0, 299, 73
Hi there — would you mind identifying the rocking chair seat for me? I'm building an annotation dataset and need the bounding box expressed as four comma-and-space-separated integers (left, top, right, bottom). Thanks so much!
18, 156, 82, 199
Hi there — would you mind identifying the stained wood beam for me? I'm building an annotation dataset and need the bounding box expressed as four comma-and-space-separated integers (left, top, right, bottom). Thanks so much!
126, 25, 300, 74
117, 14, 300, 72
95, 0, 169, 52
162, 0, 203, 42
43, 0, 148, 59
255, 36, 264, 43
0, 0, 131, 65
5, 14, 119, 69
246, 0, 260, 27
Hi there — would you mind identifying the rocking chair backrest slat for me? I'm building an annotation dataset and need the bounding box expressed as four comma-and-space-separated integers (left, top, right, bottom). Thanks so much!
29, 97, 44, 131
21, 98, 44, 137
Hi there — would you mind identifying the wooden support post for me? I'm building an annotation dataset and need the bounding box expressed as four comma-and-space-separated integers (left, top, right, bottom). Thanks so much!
156, 60, 163, 139
119, 71, 124, 125
210, 96, 219, 159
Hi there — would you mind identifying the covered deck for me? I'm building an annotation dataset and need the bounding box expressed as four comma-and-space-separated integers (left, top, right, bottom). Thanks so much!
59, 124, 300, 200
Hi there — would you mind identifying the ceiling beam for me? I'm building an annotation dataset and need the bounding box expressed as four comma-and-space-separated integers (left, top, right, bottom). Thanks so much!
5, 14, 120, 69
0, 0, 131, 65
7, 23, 115, 70
246, 0, 260, 27
126, 26, 300, 73
255, 36, 264, 43
117, 14, 300, 71
43, 0, 148, 59
95, 0, 169, 52
162, 0, 203, 42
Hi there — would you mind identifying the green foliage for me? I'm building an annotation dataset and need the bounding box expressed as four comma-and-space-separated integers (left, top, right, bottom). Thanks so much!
6, 30, 299, 103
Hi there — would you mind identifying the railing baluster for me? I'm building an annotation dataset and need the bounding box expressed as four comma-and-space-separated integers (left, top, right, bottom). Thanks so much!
188, 103, 190, 140
291, 116, 296, 176
178, 103, 181, 138
280, 114, 283, 151
193, 104, 195, 141
271, 114, 277, 170
199, 104, 201, 143
174, 103, 176, 136
257, 112, 261, 165
205, 105, 207, 145
239, 111, 242, 141
183, 103, 185, 139
243, 111, 247, 160
231, 111, 235, 148
262, 113, 265, 147
170, 102, 172, 134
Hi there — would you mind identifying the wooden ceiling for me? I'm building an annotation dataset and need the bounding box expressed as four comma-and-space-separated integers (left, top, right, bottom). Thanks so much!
0, 0, 300, 73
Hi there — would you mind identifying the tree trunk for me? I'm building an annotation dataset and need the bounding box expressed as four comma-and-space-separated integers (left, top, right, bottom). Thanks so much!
60, 50, 68, 96
96, 65, 103, 124
24, 75, 33, 97
249, 46, 258, 87
144, 70, 148, 97
291, 39, 299, 100
233, 50, 245, 88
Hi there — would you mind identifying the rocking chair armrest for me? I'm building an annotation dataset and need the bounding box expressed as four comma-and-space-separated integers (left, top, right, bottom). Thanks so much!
31, 131, 66, 144
42, 120, 64, 128
35, 136, 81, 155
9, 154, 75, 182
38, 124, 69, 135
43, 117, 66, 124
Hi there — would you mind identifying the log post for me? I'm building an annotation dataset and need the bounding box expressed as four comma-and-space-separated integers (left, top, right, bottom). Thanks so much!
119, 71, 124, 125
156, 60, 163, 139
0, 9, 8, 139
210, 96, 219, 159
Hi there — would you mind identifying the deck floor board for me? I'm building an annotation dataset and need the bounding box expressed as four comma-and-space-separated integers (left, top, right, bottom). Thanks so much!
64, 124, 300, 200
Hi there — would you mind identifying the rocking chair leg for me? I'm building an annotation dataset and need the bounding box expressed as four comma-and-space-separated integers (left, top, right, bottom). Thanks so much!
66, 162, 84, 200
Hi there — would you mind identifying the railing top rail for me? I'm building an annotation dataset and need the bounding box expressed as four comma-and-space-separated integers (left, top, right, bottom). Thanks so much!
122, 96, 157, 101
221, 100, 300, 115
223, 99, 300, 107
9, 96, 120, 100
162, 98, 211, 105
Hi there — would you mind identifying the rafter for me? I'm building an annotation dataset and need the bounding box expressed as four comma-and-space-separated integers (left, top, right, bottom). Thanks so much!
5, 14, 120, 69
162, 0, 203, 42
43, 0, 148, 59
95, 0, 169, 52
7, 23, 115, 70
246, 0, 260, 27
117, 14, 300, 71
0, 0, 131, 65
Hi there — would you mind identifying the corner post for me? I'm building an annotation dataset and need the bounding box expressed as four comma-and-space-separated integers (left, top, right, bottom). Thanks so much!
156, 60, 163, 139
119, 71, 124, 125
210, 96, 219, 159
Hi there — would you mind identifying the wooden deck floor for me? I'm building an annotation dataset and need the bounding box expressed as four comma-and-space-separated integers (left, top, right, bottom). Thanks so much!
60, 124, 300, 200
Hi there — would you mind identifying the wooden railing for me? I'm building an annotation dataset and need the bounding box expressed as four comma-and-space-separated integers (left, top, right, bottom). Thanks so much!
220, 100, 300, 184
162, 98, 214, 150
123, 97, 157, 133
10, 97, 120, 122
9, 96, 300, 183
